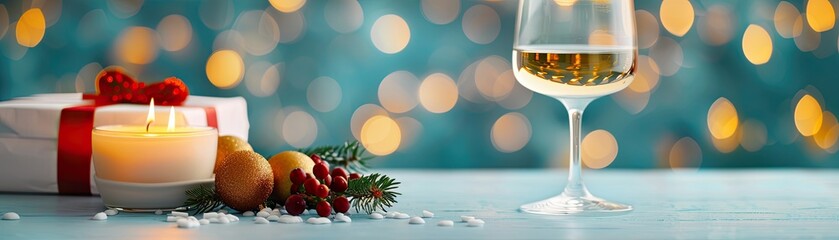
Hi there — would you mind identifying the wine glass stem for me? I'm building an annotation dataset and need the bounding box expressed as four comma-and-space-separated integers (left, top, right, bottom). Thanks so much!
560, 98, 594, 198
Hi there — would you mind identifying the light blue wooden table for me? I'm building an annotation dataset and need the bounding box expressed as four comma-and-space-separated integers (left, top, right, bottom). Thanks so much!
1, 170, 838, 239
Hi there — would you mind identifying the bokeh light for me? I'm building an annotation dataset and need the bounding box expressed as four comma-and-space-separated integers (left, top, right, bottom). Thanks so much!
351, 104, 388, 141
114, 27, 158, 64
582, 130, 618, 169
24, 0, 62, 27
421, 0, 460, 25
0, 5, 8, 39
588, 29, 616, 45
324, 0, 363, 33
497, 80, 532, 110
742, 25, 773, 65
15, 8, 46, 48
649, 37, 683, 76
419, 73, 459, 113
806, 0, 835, 32
635, 10, 659, 49
626, 55, 660, 93
491, 112, 531, 153
107, 0, 143, 19
711, 126, 740, 153
813, 111, 838, 150
206, 50, 245, 89
794, 16, 820, 52
244, 62, 281, 97
669, 137, 702, 169
660, 0, 694, 37
774, 1, 801, 38
282, 110, 318, 148
76, 62, 102, 93
794, 94, 823, 136
707, 97, 739, 140
77, 9, 108, 47
475, 55, 512, 100
307, 76, 342, 112
698, 5, 735, 46
199, 0, 233, 30
212, 30, 246, 54
361, 115, 402, 156
395, 117, 422, 151
269, 9, 305, 43
270, 0, 306, 13
156, 14, 192, 52
462, 4, 500, 44
378, 71, 420, 113
234, 10, 280, 56
371, 14, 410, 54
740, 119, 768, 152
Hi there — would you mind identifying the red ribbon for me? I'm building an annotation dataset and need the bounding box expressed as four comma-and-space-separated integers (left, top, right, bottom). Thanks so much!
55, 70, 215, 195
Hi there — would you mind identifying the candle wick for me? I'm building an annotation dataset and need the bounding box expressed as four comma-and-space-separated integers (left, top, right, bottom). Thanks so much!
146, 120, 153, 132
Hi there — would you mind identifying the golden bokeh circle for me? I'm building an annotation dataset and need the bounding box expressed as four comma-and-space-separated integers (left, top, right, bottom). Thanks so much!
660, 0, 695, 37
742, 25, 773, 65
15, 8, 46, 48
360, 115, 402, 156
707, 97, 739, 140
582, 130, 619, 169
206, 50, 245, 89
794, 94, 823, 136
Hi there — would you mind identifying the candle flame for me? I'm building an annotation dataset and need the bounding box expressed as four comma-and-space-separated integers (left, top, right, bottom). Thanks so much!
146, 98, 155, 132
167, 106, 175, 132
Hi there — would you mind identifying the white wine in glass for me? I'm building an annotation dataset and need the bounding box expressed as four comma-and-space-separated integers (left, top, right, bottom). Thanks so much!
514, 0, 636, 215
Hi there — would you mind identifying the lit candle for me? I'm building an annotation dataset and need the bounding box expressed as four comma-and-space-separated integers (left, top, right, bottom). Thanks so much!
91, 101, 218, 183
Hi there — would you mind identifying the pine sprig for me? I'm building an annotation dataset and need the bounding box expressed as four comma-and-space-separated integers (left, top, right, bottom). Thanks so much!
344, 173, 401, 214
300, 141, 373, 173
183, 184, 225, 214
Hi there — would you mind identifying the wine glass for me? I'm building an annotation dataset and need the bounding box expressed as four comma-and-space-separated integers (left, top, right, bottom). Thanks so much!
513, 0, 636, 215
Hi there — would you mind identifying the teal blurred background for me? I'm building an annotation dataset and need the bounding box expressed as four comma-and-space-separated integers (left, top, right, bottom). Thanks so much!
0, 0, 837, 169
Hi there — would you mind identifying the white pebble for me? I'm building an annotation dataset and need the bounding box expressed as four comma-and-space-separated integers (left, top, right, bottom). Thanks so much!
461, 216, 475, 222
217, 213, 226, 218
307, 217, 331, 224
90, 212, 107, 220
199, 219, 210, 225
280, 209, 288, 215
254, 217, 269, 224
104, 209, 118, 216
256, 211, 271, 218
437, 220, 454, 227
242, 211, 255, 217
334, 214, 351, 223
217, 216, 230, 224
408, 217, 425, 224
385, 211, 399, 218
395, 213, 410, 219
467, 219, 485, 227
261, 207, 272, 212
266, 215, 281, 222
171, 211, 188, 217
278, 215, 304, 224
176, 218, 189, 226
227, 215, 239, 222
271, 209, 281, 216
369, 213, 384, 219
166, 216, 179, 222
218, 210, 228, 214
2, 212, 20, 220
154, 210, 163, 215
202, 212, 218, 219
209, 218, 219, 223
421, 210, 434, 218
177, 218, 200, 228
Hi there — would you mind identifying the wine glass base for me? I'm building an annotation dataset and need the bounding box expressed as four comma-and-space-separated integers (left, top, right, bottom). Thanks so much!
520, 193, 632, 216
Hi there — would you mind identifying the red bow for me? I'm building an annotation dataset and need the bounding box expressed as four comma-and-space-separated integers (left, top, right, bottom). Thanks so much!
93, 68, 189, 106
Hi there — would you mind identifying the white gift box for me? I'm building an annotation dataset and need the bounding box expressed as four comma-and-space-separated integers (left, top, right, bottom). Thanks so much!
0, 93, 249, 194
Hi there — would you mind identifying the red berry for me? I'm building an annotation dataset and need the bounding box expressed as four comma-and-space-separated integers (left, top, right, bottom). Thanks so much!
290, 182, 302, 194
304, 178, 320, 194
331, 167, 349, 180
323, 174, 332, 186
315, 184, 330, 198
313, 163, 329, 179
349, 173, 361, 180
332, 196, 350, 213
309, 154, 322, 164
285, 194, 307, 216
331, 176, 348, 192
290, 168, 306, 184
316, 200, 332, 217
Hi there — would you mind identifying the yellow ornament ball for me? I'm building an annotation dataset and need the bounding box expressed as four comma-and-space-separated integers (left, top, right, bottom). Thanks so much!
215, 135, 253, 173
215, 150, 274, 212
268, 151, 315, 201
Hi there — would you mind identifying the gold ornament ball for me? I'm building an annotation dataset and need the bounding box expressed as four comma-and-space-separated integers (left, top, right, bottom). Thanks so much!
215, 150, 274, 212
215, 135, 253, 173
268, 151, 315, 201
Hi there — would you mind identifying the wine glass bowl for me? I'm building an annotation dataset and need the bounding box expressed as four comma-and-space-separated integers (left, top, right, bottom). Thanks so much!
514, 0, 637, 215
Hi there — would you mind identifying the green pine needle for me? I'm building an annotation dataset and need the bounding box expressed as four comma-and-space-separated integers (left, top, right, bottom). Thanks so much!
345, 173, 401, 214
183, 184, 225, 214
300, 141, 374, 173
